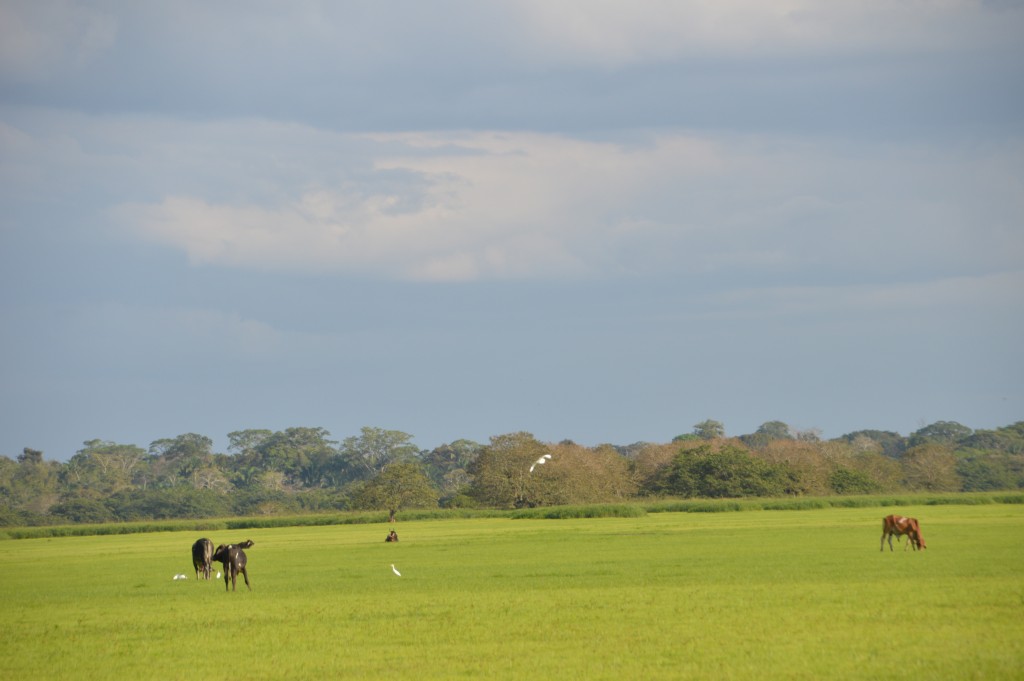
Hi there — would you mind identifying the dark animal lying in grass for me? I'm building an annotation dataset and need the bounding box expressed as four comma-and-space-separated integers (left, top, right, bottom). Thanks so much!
192, 538, 214, 580
213, 540, 254, 591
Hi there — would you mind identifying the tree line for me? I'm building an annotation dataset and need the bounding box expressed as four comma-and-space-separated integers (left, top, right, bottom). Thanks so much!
2, 420, 1022, 526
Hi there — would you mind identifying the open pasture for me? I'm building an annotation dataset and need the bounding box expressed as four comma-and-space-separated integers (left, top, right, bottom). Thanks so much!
1, 504, 1021, 680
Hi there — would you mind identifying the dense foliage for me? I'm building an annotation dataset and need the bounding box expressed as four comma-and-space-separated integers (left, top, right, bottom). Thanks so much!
2, 421, 1023, 526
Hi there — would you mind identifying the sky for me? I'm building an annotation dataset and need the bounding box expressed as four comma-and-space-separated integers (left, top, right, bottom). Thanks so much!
1, 1, 1022, 461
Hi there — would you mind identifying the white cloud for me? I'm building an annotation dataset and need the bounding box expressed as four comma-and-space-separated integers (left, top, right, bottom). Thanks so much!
107, 125, 1024, 284
115, 130, 728, 280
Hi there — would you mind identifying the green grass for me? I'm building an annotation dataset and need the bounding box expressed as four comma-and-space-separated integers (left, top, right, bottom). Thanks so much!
1, 504, 1021, 680
5, 492, 1023, 540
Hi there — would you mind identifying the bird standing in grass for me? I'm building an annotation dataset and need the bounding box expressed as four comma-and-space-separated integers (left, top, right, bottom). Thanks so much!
391, 564, 401, 577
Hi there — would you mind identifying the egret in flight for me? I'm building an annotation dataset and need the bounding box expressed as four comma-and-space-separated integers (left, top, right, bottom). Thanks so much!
529, 454, 553, 473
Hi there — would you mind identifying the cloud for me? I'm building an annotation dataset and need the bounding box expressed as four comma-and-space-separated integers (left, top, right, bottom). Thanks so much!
0, 0, 117, 81
4, 1, 1020, 98
6, 110, 1020, 286
115, 130, 718, 280
507, 0, 1024, 65
108, 124, 1023, 284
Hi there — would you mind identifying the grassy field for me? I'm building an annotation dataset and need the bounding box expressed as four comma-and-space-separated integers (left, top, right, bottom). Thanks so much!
1, 503, 1021, 680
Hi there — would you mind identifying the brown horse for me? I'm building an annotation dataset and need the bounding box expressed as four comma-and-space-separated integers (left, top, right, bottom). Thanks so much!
881, 515, 926, 551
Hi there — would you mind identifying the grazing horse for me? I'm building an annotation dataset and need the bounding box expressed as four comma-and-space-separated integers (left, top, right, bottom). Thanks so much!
881, 515, 926, 551
192, 538, 214, 580
213, 541, 253, 591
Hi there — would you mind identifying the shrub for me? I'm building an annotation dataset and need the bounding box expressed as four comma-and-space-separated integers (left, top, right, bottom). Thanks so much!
828, 468, 880, 495
511, 504, 646, 519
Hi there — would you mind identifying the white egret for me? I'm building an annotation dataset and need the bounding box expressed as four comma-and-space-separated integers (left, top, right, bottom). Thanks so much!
391, 564, 402, 577
529, 454, 553, 473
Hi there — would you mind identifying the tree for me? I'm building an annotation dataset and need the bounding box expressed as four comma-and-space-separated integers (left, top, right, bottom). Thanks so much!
18, 448, 44, 465
421, 439, 482, 492
468, 432, 549, 508
114, 487, 230, 520
846, 451, 903, 492
633, 443, 681, 493
340, 427, 419, 481
741, 421, 792, 449
908, 421, 973, 449
249, 427, 339, 488
757, 421, 792, 440
352, 462, 437, 522
902, 444, 961, 491
839, 430, 906, 458
956, 455, 1024, 492
227, 429, 273, 455
655, 444, 798, 498
62, 440, 148, 497
149, 433, 214, 486
223, 430, 275, 490
7, 448, 59, 514
693, 420, 725, 440
793, 427, 822, 442
757, 439, 831, 495
671, 433, 701, 443
960, 426, 1024, 455
828, 468, 880, 494
49, 498, 115, 523
525, 442, 638, 506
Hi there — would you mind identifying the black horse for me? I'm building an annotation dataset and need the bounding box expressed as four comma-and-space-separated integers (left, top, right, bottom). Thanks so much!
191, 538, 214, 580
212, 540, 254, 591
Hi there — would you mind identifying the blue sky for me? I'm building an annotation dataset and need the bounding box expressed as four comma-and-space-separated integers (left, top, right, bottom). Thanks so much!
1, 1, 1022, 461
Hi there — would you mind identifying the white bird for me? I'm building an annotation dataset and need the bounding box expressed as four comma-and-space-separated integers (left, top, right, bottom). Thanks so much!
529, 454, 553, 473
391, 564, 402, 577
173, 574, 187, 580
216, 572, 222, 579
